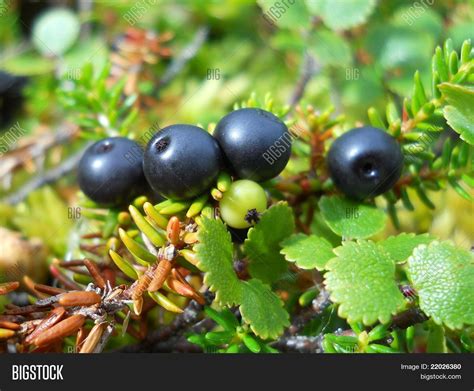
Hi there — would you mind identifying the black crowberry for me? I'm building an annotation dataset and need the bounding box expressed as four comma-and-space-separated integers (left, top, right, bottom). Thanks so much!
78, 137, 146, 206
143, 124, 223, 200
327, 126, 404, 200
0, 71, 28, 128
214, 108, 291, 182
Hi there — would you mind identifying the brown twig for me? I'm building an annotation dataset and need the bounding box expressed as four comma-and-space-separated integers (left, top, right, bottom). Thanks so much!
272, 335, 323, 353
0, 124, 78, 182
2, 143, 90, 205
287, 51, 319, 111
117, 297, 210, 352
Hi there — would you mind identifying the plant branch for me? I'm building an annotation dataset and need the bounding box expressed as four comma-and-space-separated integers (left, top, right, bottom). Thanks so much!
2, 144, 90, 205
0, 123, 78, 184
287, 51, 318, 110
154, 26, 209, 93
117, 296, 212, 352
272, 335, 323, 353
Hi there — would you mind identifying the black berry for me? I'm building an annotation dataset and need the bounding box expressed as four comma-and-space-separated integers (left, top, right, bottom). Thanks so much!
78, 137, 146, 206
143, 124, 223, 200
214, 108, 291, 182
327, 126, 404, 200
0, 71, 28, 128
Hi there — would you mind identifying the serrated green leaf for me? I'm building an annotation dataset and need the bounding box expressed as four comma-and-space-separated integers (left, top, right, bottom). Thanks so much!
196, 218, 243, 305
240, 279, 289, 340
325, 241, 406, 325
280, 234, 334, 270
406, 241, 474, 330
378, 233, 435, 263
258, 0, 310, 29
438, 83, 474, 145
307, 0, 376, 31
244, 203, 294, 283
318, 196, 387, 239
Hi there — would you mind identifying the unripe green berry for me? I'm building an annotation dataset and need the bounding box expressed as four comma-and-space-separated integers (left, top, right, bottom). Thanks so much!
219, 180, 267, 229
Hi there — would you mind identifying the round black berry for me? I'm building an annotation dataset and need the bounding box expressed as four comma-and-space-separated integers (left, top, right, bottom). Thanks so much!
0, 71, 28, 128
143, 124, 223, 200
214, 108, 291, 182
327, 126, 404, 200
78, 137, 146, 206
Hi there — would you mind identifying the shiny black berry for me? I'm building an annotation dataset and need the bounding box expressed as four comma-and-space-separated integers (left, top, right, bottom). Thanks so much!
214, 108, 291, 182
78, 137, 146, 206
143, 124, 223, 200
327, 126, 404, 200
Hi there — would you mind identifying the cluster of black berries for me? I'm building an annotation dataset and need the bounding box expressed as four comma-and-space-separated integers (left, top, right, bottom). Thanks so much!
78, 106, 404, 207
77, 108, 291, 206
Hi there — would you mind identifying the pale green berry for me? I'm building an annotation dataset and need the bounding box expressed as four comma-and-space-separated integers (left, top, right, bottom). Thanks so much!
219, 180, 267, 229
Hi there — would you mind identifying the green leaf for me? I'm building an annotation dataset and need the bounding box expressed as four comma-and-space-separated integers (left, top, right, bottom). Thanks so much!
325, 241, 406, 325
109, 250, 138, 280
378, 233, 435, 263
406, 241, 474, 329
308, 30, 352, 67
118, 228, 156, 265
204, 307, 239, 332
0, 51, 54, 75
391, 7, 443, 39
258, 0, 310, 29
307, 0, 376, 31
196, 218, 243, 306
439, 83, 474, 145
280, 234, 334, 270
240, 279, 289, 340
242, 334, 261, 353
318, 196, 387, 239
244, 202, 295, 283
427, 322, 447, 353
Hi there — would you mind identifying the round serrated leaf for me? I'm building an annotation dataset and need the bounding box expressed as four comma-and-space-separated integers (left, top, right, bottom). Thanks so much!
240, 279, 289, 340
32, 8, 80, 57
438, 83, 474, 145
280, 234, 334, 270
325, 240, 406, 325
244, 202, 294, 284
378, 233, 435, 263
307, 0, 376, 31
407, 241, 474, 330
257, 0, 310, 29
195, 218, 243, 306
318, 196, 386, 239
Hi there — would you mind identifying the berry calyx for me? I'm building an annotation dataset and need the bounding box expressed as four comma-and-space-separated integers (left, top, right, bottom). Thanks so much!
143, 124, 223, 200
214, 108, 291, 182
326, 126, 404, 200
78, 137, 146, 206
219, 179, 267, 229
